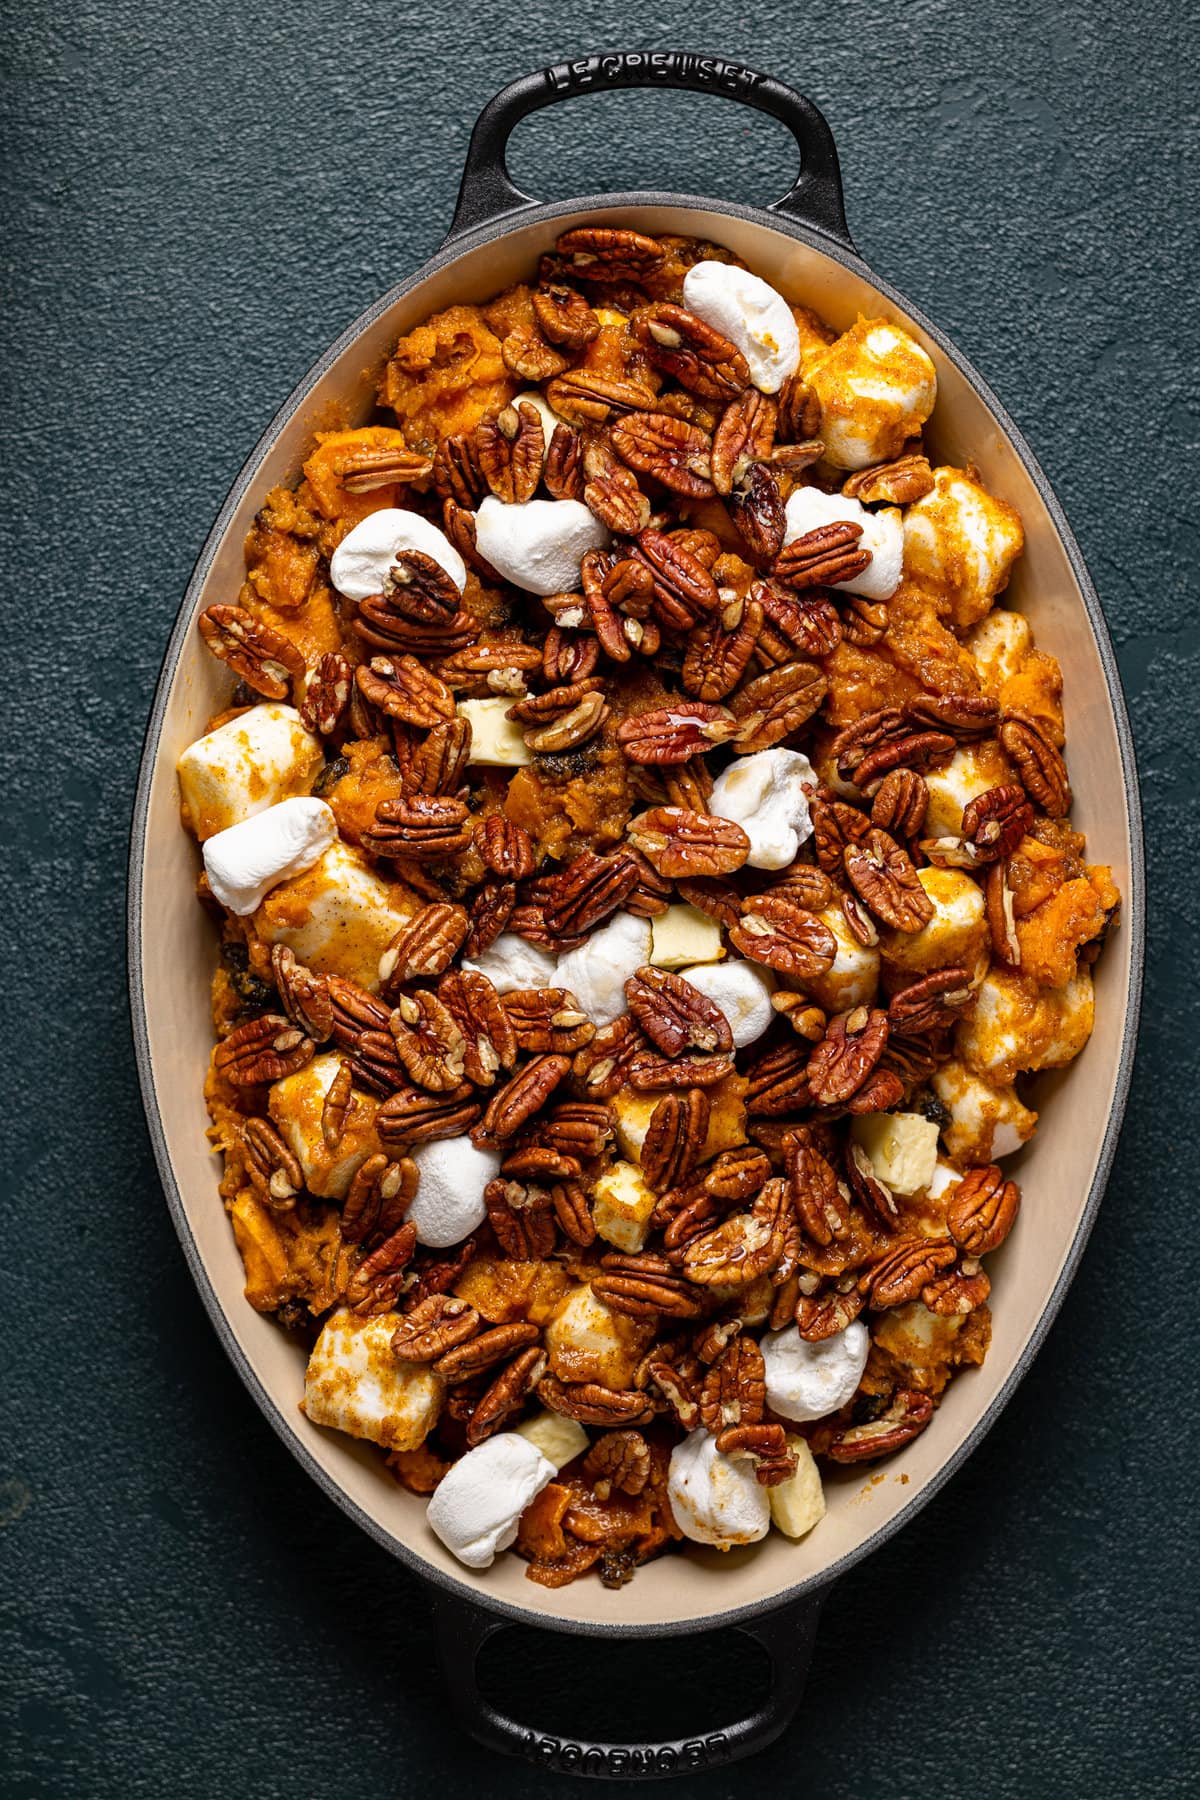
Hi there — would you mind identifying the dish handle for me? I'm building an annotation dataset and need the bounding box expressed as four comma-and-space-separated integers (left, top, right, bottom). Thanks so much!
444, 53, 852, 250
429, 1583, 830, 1778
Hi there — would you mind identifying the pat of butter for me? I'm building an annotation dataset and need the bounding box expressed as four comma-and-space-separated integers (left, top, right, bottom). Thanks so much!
769, 1436, 826, 1539
850, 1111, 940, 1195
593, 1159, 657, 1252
513, 1410, 589, 1471
458, 697, 533, 766
650, 903, 725, 972
611, 1089, 659, 1163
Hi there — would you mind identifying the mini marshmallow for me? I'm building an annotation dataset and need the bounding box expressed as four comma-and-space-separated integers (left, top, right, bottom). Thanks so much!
903, 467, 1024, 628
681, 261, 800, 393
680, 960, 774, 1050
304, 1309, 443, 1451
806, 318, 937, 469
708, 748, 816, 871
667, 1429, 771, 1548
407, 1136, 501, 1247
457, 696, 534, 766
761, 1321, 870, 1423
955, 966, 1094, 1085
801, 905, 881, 1013
473, 495, 610, 596
269, 1052, 377, 1200
881, 868, 988, 975
922, 744, 1007, 838
178, 703, 323, 841
555, 911, 651, 1025
203, 797, 336, 916
545, 1284, 650, 1389
329, 507, 466, 601
426, 1433, 556, 1569
968, 609, 1033, 690
462, 931, 560, 995
255, 840, 412, 990
783, 487, 903, 602
931, 1058, 1037, 1164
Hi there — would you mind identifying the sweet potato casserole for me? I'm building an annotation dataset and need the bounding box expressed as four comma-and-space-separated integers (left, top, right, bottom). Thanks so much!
180, 225, 1119, 1585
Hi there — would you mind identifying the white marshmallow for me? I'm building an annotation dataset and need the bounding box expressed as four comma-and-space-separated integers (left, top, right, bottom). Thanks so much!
681, 261, 800, 394
462, 932, 559, 995
968, 609, 1032, 690
458, 696, 534, 766
667, 1429, 771, 1548
708, 748, 816, 871
407, 1136, 501, 1247
761, 1321, 870, 1423
426, 1433, 556, 1569
329, 508, 466, 601
473, 495, 610, 596
269, 1052, 375, 1200
923, 744, 1004, 838
555, 911, 651, 1026
801, 905, 881, 1013
806, 320, 937, 469
903, 467, 1024, 627
254, 840, 412, 991
545, 1285, 647, 1389
203, 797, 336, 916
783, 487, 903, 602
680, 960, 774, 1050
931, 1058, 1037, 1164
304, 1309, 443, 1451
178, 702, 323, 841
881, 868, 987, 974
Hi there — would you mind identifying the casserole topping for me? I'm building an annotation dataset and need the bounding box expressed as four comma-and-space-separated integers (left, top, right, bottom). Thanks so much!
183, 226, 1120, 1584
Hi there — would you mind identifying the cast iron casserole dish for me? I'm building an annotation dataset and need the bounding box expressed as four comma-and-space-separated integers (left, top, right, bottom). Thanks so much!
128, 54, 1145, 1777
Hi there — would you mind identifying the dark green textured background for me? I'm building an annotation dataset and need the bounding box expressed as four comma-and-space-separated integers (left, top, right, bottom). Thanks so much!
2, 2, 1197, 1794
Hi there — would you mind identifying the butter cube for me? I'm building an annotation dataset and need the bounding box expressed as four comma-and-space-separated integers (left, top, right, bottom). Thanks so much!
881, 868, 987, 975
254, 840, 413, 990
612, 1078, 747, 1166
769, 1437, 826, 1539
458, 697, 533, 766
650, 904, 725, 971
178, 702, 323, 841
850, 1111, 939, 1195
269, 1052, 379, 1200
513, 1409, 589, 1471
303, 1310, 444, 1450
611, 1090, 659, 1163
593, 1159, 658, 1252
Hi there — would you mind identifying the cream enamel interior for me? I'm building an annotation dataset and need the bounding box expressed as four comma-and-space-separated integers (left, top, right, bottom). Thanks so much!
134, 203, 1137, 1631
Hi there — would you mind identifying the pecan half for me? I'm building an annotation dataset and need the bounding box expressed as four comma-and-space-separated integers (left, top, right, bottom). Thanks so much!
936, 784, 1033, 867
807, 1006, 889, 1106
299, 651, 353, 736
888, 968, 975, 1035
704, 1146, 772, 1203
379, 903, 469, 990
388, 990, 467, 1091
777, 372, 821, 441
625, 967, 733, 1057
626, 806, 750, 878
773, 521, 871, 591
533, 284, 601, 349
743, 1040, 812, 1116
544, 369, 658, 426
627, 1049, 735, 1090
271, 945, 333, 1042
341, 1153, 417, 1247
681, 591, 762, 702
946, 1166, 1021, 1255
796, 1279, 866, 1341
842, 453, 934, 506
731, 659, 827, 750
435, 1321, 541, 1382
592, 1252, 702, 1320
730, 895, 838, 978
616, 701, 737, 765
543, 421, 585, 500
463, 881, 517, 958
198, 606, 304, 699
432, 433, 486, 507
717, 1422, 797, 1486
641, 1089, 711, 1193
478, 1054, 570, 1141
753, 579, 842, 661
711, 388, 777, 493
906, 692, 999, 738
584, 456, 651, 535
477, 401, 544, 504
542, 625, 598, 686
571, 1015, 648, 1098
362, 794, 471, 862
338, 442, 433, 490
583, 1431, 651, 1499
542, 848, 641, 937
241, 1117, 303, 1209
390, 1294, 480, 1362
811, 794, 872, 872
376, 1084, 481, 1148
844, 828, 935, 931
502, 988, 594, 1055
630, 529, 721, 630
676, 875, 742, 930
355, 654, 455, 727
611, 411, 715, 498
699, 1336, 767, 1434
635, 302, 750, 398
471, 813, 536, 881
787, 1140, 851, 1246
437, 969, 517, 1087
484, 1178, 557, 1259
865, 1235, 956, 1307
466, 1346, 548, 1445
730, 463, 786, 565
555, 226, 666, 281
537, 1376, 657, 1427
921, 1259, 991, 1315
826, 1389, 934, 1463
681, 1180, 792, 1287
871, 768, 929, 839
541, 1100, 613, 1162
999, 713, 1071, 816
344, 1221, 418, 1315
500, 329, 568, 382
215, 1014, 314, 1087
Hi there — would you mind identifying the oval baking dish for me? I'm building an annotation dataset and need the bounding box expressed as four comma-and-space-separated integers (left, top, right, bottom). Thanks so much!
128, 53, 1144, 1777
